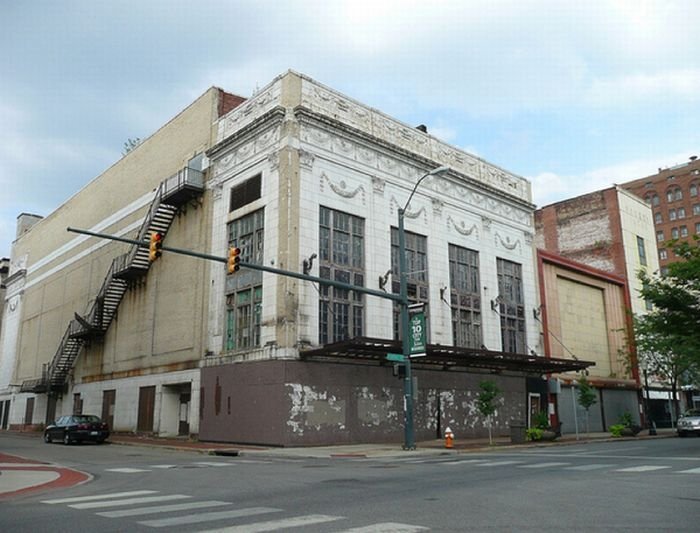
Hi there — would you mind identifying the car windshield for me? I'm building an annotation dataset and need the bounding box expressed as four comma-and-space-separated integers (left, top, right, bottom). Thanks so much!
73, 415, 101, 423
682, 409, 700, 417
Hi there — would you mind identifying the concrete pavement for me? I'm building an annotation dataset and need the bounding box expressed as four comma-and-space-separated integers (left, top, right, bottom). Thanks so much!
0, 427, 676, 499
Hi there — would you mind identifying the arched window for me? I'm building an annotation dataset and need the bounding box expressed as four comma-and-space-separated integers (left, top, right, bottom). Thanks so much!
666, 187, 683, 202
690, 182, 698, 197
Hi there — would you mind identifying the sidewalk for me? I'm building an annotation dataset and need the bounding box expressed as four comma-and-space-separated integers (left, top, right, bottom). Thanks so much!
109, 427, 677, 458
0, 451, 91, 500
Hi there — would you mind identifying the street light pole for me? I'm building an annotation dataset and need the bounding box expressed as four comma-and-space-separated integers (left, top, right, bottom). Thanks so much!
398, 165, 450, 450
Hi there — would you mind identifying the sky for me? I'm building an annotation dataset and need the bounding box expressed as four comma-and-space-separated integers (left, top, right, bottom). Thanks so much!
2, 0, 700, 257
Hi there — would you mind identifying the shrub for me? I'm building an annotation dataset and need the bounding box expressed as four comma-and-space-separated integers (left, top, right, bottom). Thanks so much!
619, 411, 634, 428
532, 410, 549, 430
526, 428, 544, 441
610, 424, 625, 437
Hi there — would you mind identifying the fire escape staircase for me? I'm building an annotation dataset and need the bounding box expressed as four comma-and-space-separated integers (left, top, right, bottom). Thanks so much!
21, 167, 204, 394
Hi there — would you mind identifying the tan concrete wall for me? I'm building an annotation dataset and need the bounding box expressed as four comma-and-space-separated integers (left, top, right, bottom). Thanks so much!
13, 88, 221, 383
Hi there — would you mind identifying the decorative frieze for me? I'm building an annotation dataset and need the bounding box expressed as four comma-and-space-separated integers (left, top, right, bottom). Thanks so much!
447, 215, 479, 239
495, 231, 522, 252
219, 81, 281, 141
320, 173, 366, 204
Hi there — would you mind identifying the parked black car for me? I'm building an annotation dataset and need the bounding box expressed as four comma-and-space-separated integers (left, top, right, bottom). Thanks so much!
44, 415, 109, 445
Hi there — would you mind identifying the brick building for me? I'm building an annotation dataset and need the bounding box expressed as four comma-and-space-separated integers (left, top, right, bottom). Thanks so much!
620, 156, 700, 275
534, 186, 660, 431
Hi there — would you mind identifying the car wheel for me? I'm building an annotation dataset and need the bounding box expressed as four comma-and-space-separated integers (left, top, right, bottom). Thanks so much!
44, 432, 52, 444
63, 432, 72, 445
678, 431, 687, 438
96, 439, 105, 445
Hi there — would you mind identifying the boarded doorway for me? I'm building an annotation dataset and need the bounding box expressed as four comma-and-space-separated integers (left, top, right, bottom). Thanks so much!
24, 397, 34, 426
102, 389, 116, 429
137, 386, 156, 433
179, 393, 191, 436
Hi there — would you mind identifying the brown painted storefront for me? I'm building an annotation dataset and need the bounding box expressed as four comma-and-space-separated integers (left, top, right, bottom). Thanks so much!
199, 338, 591, 446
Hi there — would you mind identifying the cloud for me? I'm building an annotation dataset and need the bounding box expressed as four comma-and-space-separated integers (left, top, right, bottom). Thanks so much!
530, 150, 697, 207
585, 70, 700, 107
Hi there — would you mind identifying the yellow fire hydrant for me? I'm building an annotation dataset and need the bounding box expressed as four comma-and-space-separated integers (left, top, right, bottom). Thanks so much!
444, 427, 454, 449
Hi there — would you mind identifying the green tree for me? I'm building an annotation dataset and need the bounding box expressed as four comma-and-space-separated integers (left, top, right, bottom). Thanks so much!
635, 238, 700, 420
577, 375, 597, 433
477, 380, 501, 445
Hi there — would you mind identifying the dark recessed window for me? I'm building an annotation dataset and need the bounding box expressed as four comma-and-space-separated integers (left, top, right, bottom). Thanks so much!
230, 174, 261, 212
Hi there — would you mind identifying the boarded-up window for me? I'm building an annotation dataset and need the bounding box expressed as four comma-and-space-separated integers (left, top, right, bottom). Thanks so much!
230, 174, 261, 212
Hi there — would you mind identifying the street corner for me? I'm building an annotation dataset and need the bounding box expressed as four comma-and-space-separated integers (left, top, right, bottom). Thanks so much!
0, 452, 91, 500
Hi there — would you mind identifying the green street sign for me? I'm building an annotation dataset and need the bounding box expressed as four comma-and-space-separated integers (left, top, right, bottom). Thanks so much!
386, 353, 406, 363
409, 310, 426, 356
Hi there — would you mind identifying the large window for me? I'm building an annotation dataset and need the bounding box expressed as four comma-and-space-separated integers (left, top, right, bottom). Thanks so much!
225, 209, 264, 351
228, 209, 265, 266
225, 287, 262, 350
391, 228, 429, 340
449, 244, 481, 348
318, 207, 365, 344
497, 258, 526, 354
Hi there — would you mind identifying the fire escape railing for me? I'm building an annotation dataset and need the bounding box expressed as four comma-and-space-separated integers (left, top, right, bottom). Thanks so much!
21, 167, 204, 393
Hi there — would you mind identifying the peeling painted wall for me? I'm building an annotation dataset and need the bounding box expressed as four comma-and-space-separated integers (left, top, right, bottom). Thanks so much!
200, 360, 527, 446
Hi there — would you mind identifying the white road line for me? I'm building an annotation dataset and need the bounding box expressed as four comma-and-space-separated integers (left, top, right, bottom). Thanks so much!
97, 500, 231, 518
69, 494, 191, 509
476, 461, 524, 467
193, 514, 343, 533
518, 462, 571, 469
138, 506, 281, 528
441, 459, 489, 465
42, 490, 158, 504
150, 465, 178, 469
105, 467, 152, 473
676, 467, 700, 474
615, 465, 671, 473
564, 464, 615, 471
335, 523, 429, 532
191, 462, 235, 467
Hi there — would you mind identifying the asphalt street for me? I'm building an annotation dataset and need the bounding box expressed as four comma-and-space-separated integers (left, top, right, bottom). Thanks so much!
1, 433, 699, 532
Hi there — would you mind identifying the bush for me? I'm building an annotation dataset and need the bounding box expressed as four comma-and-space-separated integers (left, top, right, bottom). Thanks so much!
526, 428, 544, 441
619, 411, 634, 428
532, 410, 549, 430
610, 424, 625, 437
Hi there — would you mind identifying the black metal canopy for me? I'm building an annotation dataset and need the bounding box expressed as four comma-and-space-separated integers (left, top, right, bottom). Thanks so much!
300, 336, 594, 375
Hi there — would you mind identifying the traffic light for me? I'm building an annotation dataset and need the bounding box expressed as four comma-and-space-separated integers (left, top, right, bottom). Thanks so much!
149, 232, 163, 262
227, 246, 241, 274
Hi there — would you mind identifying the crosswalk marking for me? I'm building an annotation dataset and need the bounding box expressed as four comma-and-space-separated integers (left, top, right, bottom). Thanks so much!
194, 514, 344, 533
441, 459, 489, 465
615, 465, 671, 473
42, 490, 158, 504
70, 494, 191, 509
96, 500, 231, 518
105, 467, 151, 473
676, 467, 700, 474
150, 464, 178, 469
564, 464, 614, 471
192, 461, 235, 467
138, 506, 281, 528
335, 523, 430, 532
518, 462, 571, 469
476, 460, 524, 467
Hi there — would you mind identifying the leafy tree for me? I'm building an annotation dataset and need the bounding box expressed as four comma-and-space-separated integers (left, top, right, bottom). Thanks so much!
577, 375, 597, 433
477, 380, 501, 445
635, 238, 700, 420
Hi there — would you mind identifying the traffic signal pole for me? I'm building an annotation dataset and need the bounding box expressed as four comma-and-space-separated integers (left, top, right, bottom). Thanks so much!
67, 227, 403, 303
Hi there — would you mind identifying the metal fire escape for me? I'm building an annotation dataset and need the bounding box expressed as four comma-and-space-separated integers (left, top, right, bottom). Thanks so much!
20, 167, 204, 394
